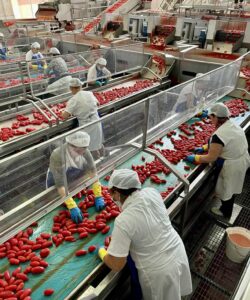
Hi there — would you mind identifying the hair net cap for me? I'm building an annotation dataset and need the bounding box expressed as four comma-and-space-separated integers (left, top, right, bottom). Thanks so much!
108, 169, 142, 190
96, 57, 107, 66
210, 103, 230, 118
66, 131, 90, 147
49, 47, 60, 55
69, 78, 82, 87
31, 42, 40, 49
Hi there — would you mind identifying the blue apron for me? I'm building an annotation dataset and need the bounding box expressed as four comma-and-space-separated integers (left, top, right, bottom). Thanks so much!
96, 66, 107, 84
46, 167, 84, 188
32, 53, 43, 69
0, 48, 6, 60
127, 254, 143, 300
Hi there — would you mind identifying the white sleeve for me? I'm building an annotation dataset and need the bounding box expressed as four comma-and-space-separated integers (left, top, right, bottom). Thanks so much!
104, 67, 111, 76
65, 98, 76, 115
25, 51, 32, 61
87, 66, 96, 81
107, 223, 131, 257
39, 52, 44, 59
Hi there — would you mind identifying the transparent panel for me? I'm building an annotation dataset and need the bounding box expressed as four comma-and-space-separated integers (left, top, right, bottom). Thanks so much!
64, 100, 146, 193
28, 43, 147, 97
0, 61, 26, 103
146, 57, 244, 143
0, 137, 65, 215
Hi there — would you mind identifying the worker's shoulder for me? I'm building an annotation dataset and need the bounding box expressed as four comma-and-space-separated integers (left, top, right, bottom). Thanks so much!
50, 145, 65, 161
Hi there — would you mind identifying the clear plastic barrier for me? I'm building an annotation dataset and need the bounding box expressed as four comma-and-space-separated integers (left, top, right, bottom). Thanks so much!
0, 53, 246, 235
146, 57, 243, 143
0, 61, 26, 103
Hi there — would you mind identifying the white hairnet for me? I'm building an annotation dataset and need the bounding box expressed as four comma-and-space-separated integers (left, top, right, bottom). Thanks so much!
66, 131, 90, 147
69, 78, 82, 87
49, 47, 60, 55
108, 169, 142, 190
210, 103, 230, 118
96, 57, 107, 66
31, 42, 40, 49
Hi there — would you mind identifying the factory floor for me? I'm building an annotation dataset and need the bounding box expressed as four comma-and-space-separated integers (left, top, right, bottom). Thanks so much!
107, 170, 250, 300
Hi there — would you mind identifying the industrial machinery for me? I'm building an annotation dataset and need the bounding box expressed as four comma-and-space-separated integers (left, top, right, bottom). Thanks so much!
0, 52, 249, 299
150, 24, 176, 50
0, 44, 174, 158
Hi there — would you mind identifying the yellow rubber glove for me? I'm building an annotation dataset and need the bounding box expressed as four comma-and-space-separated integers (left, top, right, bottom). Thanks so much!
98, 248, 107, 261
92, 181, 102, 197
195, 155, 201, 163
65, 197, 77, 210
202, 144, 208, 152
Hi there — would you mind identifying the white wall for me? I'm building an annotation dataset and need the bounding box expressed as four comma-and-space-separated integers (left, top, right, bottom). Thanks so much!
0, 0, 15, 19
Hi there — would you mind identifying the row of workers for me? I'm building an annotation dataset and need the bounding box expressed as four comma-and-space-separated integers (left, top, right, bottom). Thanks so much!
48, 102, 249, 299
25, 42, 111, 89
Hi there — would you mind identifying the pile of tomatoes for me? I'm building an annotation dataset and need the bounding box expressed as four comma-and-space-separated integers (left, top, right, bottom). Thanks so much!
0, 186, 119, 299
0, 102, 67, 142
94, 80, 155, 105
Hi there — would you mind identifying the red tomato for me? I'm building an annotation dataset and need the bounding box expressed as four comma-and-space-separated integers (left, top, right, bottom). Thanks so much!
31, 266, 45, 274
40, 248, 50, 258
75, 250, 88, 256
88, 245, 96, 253
44, 289, 54, 296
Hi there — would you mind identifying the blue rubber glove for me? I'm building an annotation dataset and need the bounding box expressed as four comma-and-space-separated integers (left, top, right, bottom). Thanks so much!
194, 147, 204, 154
185, 155, 196, 163
95, 196, 105, 211
95, 80, 102, 87
185, 154, 201, 164
70, 207, 83, 223
38, 64, 43, 71
197, 109, 208, 118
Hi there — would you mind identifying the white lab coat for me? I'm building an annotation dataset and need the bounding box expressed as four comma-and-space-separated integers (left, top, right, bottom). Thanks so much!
87, 64, 111, 83
108, 188, 192, 300
65, 91, 103, 151
46, 75, 72, 95
25, 50, 44, 61
214, 120, 250, 201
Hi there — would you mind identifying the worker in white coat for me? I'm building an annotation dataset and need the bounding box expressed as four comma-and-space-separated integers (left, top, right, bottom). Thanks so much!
25, 42, 46, 70
46, 47, 69, 84
62, 78, 103, 159
87, 57, 111, 87
46, 131, 105, 223
174, 73, 210, 118
45, 47, 72, 95
186, 103, 250, 218
98, 169, 192, 300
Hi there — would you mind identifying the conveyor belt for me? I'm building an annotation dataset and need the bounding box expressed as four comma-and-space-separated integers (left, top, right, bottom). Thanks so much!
0, 77, 170, 158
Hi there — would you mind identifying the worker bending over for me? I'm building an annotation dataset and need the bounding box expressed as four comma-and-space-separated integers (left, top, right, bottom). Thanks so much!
45, 47, 70, 84
26, 42, 46, 70
87, 57, 111, 87
98, 169, 192, 300
62, 78, 104, 159
47, 131, 105, 223
186, 103, 250, 218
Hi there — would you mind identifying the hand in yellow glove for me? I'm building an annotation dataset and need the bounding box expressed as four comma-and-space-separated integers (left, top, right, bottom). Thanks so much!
98, 247, 107, 261
65, 197, 83, 223
92, 181, 105, 211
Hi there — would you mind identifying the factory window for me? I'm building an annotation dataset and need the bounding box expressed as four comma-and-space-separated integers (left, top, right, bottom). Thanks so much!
12, 0, 44, 19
